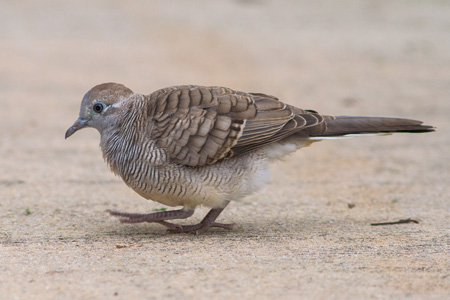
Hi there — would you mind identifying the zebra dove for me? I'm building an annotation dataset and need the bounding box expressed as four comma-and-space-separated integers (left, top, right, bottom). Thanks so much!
65, 83, 434, 234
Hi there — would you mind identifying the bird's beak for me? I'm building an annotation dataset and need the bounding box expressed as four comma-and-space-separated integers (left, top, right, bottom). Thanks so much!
65, 118, 88, 139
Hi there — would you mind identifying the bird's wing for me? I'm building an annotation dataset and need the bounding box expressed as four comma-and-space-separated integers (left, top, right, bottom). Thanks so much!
147, 86, 328, 166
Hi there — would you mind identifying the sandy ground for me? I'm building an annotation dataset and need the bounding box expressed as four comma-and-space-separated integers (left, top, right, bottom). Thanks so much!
1, 0, 449, 299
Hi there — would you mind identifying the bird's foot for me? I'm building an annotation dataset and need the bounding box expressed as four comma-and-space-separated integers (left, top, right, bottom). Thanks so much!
107, 208, 194, 223
163, 203, 234, 234
107, 202, 232, 235
165, 221, 236, 235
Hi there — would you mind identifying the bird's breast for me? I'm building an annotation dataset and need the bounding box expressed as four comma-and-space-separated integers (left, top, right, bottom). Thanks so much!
101, 133, 272, 209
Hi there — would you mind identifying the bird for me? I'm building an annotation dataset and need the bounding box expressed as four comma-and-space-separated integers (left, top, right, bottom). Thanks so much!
65, 83, 434, 234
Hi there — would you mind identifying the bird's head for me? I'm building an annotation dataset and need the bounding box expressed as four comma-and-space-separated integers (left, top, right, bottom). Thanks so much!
65, 83, 134, 139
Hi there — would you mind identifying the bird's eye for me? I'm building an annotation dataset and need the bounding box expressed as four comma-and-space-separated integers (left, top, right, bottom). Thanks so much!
93, 102, 104, 114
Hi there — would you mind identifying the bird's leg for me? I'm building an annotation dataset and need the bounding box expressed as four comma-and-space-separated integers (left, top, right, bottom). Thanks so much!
107, 208, 194, 224
107, 202, 235, 234
167, 201, 235, 234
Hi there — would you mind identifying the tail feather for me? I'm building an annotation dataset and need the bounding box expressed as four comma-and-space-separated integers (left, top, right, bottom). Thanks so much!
318, 116, 435, 137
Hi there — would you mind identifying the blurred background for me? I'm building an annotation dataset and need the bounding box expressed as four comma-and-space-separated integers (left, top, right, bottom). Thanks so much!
2, 0, 448, 109
1, 1, 449, 299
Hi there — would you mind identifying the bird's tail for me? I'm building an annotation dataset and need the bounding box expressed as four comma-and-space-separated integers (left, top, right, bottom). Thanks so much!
311, 116, 434, 139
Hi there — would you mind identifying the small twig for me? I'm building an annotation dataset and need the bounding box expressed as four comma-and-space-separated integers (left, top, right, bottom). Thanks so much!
115, 243, 144, 249
370, 218, 419, 226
